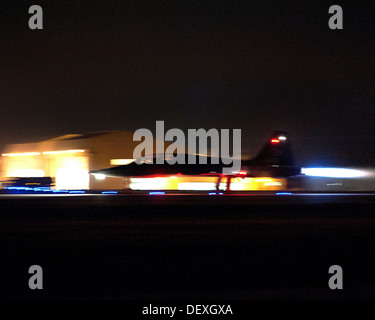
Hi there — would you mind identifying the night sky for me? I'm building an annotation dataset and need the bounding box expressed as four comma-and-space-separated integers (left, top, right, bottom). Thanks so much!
1, 1, 374, 166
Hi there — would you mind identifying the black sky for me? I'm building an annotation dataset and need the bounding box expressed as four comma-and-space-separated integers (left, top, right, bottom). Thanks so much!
0, 0, 374, 166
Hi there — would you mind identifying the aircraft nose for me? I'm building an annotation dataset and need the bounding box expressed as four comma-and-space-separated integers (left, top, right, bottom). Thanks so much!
89, 169, 103, 175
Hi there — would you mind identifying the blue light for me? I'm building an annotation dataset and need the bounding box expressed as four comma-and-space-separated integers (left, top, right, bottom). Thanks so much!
4, 186, 33, 191
149, 191, 165, 195
68, 190, 85, 194
52, 189, 69, 193
101, 191, 118, 194
208, 192, 217, 195
276, 192, 292, 195
33, 187, 51, 192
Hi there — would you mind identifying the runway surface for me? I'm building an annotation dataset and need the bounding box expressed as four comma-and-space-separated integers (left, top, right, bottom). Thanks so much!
1, 192, 375, 300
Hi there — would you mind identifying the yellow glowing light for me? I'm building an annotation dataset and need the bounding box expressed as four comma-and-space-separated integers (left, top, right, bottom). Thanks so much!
177, 182, 216, 191
2, 152, 41, 157
129, 177, 171, 190
226, 177, 286, 190
254, 178, 272, 182
43, 149, 85, 155
56, 168, 89, 189
43, 150, 85, 154
54, 156, 89, 189
9, 169, 45, 177
127, 176, 286, 191
43, 150, 85, 155
228, 182, 245, 190
131, 178, 169, 183
59, 149, 85, 154
94, 174, 106, 180
110, 159, 135, 165
264, 182, 282, 186
2, 150, 85, 157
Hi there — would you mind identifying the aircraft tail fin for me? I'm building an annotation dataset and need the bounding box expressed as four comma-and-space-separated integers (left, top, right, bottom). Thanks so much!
251, 130, 296, 166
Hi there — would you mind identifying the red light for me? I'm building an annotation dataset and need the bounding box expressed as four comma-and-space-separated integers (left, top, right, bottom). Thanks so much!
238, 171, 247, 176
271, 139, 280, 144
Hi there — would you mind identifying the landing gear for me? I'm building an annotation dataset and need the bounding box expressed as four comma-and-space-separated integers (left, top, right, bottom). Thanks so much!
226, 177, 232, 192
216, 176, 222, 191
216, 176, 231, 192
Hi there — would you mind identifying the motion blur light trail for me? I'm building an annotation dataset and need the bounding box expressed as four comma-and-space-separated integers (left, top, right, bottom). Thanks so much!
301, 167, 369, 178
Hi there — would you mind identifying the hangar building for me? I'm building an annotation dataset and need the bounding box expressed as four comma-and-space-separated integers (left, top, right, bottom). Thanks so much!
1, 131, 140, 190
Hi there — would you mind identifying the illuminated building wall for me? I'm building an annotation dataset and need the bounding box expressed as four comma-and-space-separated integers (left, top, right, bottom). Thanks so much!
2, 149, 90, 189
1, 131, 142, 190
